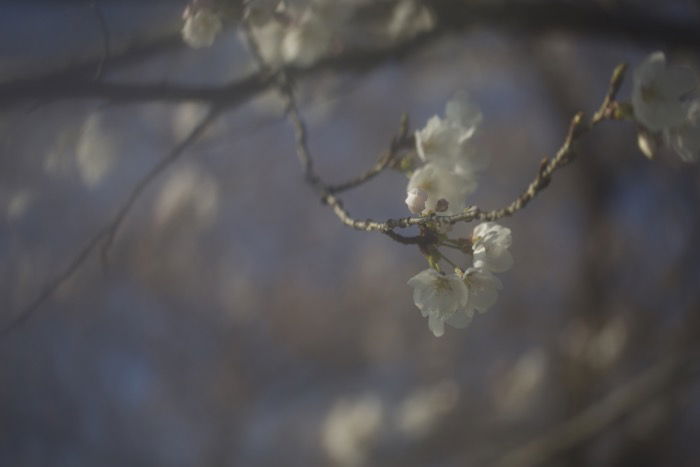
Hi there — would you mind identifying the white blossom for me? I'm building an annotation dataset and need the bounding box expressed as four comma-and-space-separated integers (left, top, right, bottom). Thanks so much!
471, 222, 513, 273
667, 100, 700, 163
182, 8, 223, 48
282, 8, 334, 65
406, 163, 475, 215
463, 267, 502, 315
415, 92, 488, 176
632, 51, 697, 132
407, 269, 469, 337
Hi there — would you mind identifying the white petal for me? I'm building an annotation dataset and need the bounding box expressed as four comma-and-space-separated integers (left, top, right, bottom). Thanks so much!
428, 314, 445, 337
445, 310, 472, 329
445, 91, 482, 134
465, 268, 502, 313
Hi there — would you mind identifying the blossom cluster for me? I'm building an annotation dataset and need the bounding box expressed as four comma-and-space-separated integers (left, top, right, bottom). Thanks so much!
407, 222, 512, 337
403, 94, 512, 337
405, 92, 486, 216
181, 0, 435, 66
632, 51, 700, 163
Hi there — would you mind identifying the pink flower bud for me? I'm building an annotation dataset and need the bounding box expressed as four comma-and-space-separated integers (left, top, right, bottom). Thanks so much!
405, 188, 428, 214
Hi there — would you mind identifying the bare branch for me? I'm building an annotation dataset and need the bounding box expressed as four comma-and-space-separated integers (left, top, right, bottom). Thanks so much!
2, 1, 692, 105
90, 0, 111, 80
495, 355, 695, 467
100, 106, 224, 264
0, 106, 224, 336
310, 63, 628, 234
327, 113, 410, 194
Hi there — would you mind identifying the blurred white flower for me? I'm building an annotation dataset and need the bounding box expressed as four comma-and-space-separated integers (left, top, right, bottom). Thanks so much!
182, 8, 223, 48
248, 18, 287, 66
632, 51, 697, 132
667, 100, 700, 162
282, 9, 332, 65
471, 222, 513, 273
407, 269, 469, 337
322, 395, 384, 467
415, 92, 488, 175
463, 266, 502, 315
395, 380, 459, 438
406, 163, 475, 215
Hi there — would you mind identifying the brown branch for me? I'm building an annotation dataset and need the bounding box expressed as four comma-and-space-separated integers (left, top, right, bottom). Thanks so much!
3, 1, 693, 105
327, 113, 411, 194
0, 106, 224, 336
301, 63, 629, 234
241, 10, 629, 242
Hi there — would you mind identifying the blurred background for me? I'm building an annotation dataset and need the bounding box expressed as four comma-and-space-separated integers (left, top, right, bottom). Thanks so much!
1, 1, 700, 466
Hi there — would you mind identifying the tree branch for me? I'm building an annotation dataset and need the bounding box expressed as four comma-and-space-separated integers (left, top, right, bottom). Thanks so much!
495, 355, 696, 467
0, 105, 224, 336
3, 1, 696, 104
327, 113, 410, 194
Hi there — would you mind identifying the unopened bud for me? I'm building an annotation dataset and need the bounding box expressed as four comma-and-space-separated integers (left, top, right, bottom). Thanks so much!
435, 198, 449, 212
406, 188, 428, 214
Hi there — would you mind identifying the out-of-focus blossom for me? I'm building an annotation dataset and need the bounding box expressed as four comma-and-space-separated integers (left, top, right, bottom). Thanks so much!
632, 51, 697, 132
386, 0, 435, 41
415, 92, 487, 175
281, 7, 334, 66
182, 8, 223, 48
322, 395, 384, 467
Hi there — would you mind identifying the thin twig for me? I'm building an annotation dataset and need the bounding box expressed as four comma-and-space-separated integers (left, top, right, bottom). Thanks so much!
100, 106, 223, 264
327, 113, 411, 194
1, 106, 223, 336
495, 355, 694, 467
90, 0, 111, 80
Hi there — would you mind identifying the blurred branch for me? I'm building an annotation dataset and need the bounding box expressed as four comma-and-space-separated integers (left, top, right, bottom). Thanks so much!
0, 106, 223, 337
90, 0, 111, 80
327, 113, 410, 194
495, 355, 697, 467
241, 22, 423, 245
242, 16, 628, 241
3, 1, 699, 104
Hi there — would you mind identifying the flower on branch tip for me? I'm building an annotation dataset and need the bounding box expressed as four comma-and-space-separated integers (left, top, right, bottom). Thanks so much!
415, 91, 488, 175
406, 163, 475, 216
182, 8, 223, 48
471, 222, 513, 273
407, 269, 469, 337
632, 51, 697, 133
